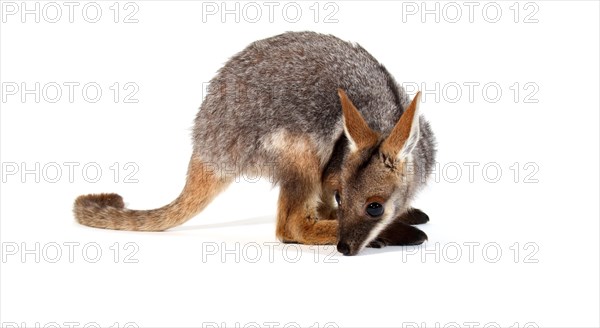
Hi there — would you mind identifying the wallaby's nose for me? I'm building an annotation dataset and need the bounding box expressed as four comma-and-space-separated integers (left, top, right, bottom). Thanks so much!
337, 242, 351, 256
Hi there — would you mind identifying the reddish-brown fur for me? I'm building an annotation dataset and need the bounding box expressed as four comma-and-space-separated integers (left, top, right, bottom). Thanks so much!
74, 155, 231, 231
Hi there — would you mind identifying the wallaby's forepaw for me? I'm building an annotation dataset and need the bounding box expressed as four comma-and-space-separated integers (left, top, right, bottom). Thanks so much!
368, 220, 428, 248
397, 208, 429, 225
75, 193, 125, 209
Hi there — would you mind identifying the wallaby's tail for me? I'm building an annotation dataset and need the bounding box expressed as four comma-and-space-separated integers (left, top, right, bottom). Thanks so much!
73, 155, 230, 231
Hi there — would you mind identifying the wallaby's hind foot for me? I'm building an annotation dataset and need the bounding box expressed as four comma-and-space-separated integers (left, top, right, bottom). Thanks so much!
397, 208, 430, 225
73, 155, 231, 231
367, 220, 428, 248
279, 219, 339, 245
288, 219, 338, 245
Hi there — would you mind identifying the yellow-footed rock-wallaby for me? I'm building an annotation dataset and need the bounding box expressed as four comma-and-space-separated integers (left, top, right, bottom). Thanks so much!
74, 32, 436, 256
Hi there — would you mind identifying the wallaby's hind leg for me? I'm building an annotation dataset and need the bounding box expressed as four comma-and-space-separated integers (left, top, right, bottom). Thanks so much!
265, 131, 338, 245
272, 138, 338, 245
397, 208, 430, 225
74, 154, 232, 231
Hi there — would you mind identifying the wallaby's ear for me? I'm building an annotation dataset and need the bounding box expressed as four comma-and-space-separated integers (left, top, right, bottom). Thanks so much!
381, 91, 421, 160
338, 89, 378, 152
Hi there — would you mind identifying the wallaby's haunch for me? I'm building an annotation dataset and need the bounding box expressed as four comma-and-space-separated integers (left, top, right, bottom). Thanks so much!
74, 31, 436, 256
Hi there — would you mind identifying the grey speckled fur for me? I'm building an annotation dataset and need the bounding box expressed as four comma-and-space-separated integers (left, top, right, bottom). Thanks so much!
194, 31, 434, 177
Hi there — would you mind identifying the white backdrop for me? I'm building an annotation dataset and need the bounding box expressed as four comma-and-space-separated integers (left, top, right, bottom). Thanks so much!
1, 1, 599, 327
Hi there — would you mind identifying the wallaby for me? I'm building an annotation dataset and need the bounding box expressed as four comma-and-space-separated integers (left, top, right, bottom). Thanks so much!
74, 31, 436, 256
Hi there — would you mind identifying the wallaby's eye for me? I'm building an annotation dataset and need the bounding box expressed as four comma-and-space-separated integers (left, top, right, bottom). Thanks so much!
366, 202, 384, 217
334, 191, 341, 206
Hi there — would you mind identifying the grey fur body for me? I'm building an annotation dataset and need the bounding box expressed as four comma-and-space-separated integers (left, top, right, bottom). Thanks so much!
194, 31, 434, 179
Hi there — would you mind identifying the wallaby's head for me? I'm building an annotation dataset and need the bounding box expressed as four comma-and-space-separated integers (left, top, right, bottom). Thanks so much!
335, 89, 423, 256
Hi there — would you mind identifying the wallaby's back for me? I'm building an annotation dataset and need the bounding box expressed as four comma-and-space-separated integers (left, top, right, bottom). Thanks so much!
194, 31, 412, 173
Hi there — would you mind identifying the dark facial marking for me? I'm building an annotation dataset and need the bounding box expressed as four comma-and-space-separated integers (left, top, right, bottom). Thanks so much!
355, 143, 381, 173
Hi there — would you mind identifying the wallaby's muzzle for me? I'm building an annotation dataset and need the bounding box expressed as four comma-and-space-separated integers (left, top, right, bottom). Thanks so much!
336, 219, 378, 256
337, 241, 352, 256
